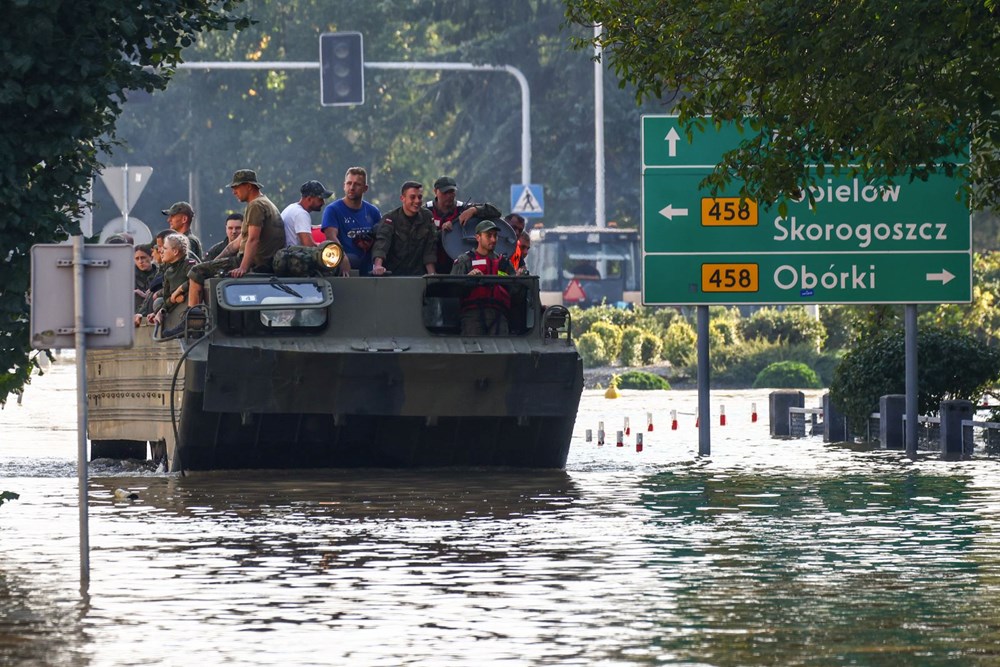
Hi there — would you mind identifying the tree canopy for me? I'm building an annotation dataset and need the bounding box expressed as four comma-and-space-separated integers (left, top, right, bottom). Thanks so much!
0, 0, 248, 404
565, 0, 1000, 212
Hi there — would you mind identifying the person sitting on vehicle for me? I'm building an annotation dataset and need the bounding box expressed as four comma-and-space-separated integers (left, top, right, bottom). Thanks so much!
371, 181, 438, 276
282, 180, 333, 247
133, 244, 157, 313
512, 231, 531, 273
203, 213, 244, 261
135, 233, 194, 329
162, 201, 203, 261
185, 169, 286, 308
451, 219, 520, 335
426, 176, 502, 274
322, 167, 382, 276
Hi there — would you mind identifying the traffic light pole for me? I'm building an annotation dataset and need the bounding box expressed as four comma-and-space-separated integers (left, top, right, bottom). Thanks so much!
177, 60, 532, 185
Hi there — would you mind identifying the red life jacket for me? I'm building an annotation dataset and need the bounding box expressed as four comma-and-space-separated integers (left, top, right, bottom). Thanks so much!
462, 251, 511, 312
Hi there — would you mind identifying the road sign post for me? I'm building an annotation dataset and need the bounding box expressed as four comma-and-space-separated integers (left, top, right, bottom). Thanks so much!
640, 115, 971, 305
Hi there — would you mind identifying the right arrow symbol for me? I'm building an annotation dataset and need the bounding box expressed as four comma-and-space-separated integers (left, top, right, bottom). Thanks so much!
926, 269, 955, 285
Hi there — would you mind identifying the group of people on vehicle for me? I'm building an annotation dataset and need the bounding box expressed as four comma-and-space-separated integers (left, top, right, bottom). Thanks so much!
129, 167, 534, 337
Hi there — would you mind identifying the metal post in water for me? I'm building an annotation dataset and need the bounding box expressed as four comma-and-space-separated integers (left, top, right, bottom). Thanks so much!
697, 305, 711, 456
905, 304, 918, 459
73, 234, 90, 592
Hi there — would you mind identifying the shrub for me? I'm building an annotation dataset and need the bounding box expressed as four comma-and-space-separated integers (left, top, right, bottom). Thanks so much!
619, 326, 645, 366
616, 370, 671, 390
639, 331, 663, 365
0, 491, 18, 509
752, 361, 822, 389
740, 306, 827, 349
576, 332, 611, 367
662, 319, 696, 367
590, 321, 624, 362
710, 338, 839, 387
831, 325, 1000, 432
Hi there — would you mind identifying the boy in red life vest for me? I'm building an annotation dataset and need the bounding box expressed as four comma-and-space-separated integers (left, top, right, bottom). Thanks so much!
451, 219, 524, 335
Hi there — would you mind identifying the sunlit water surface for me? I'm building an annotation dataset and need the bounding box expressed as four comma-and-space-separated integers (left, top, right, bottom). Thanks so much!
3, 360, 1000, 666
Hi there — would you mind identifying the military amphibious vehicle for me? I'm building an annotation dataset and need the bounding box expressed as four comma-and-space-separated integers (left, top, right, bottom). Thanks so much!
87, 238, 583, 471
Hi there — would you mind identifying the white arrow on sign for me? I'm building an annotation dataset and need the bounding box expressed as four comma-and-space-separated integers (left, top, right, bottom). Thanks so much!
926, 269, 955, 285
664, 127, 680, 157
658, 204, 689, 221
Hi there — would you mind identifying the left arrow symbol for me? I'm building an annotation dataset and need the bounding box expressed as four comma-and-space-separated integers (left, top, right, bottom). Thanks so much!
926, 269, 955, 285
658, 204, 689, 220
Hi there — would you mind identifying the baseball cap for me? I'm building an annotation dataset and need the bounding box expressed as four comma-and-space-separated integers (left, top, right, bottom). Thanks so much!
162, 201, 193, 216
433, 176, 458, 192
475, 219, 499, 234
301, 180, 333, 198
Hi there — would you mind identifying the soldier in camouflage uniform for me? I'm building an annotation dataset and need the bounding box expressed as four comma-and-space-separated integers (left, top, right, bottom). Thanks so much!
371, 181, 438, 276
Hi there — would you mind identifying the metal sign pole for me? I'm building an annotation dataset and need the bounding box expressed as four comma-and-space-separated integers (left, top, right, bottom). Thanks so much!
73, 234, 90, 592
697, 305, 711, 456
905, 305, 918, 459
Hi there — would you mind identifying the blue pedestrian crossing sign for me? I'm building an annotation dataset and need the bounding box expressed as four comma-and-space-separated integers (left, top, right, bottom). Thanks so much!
510, 184, 544, 218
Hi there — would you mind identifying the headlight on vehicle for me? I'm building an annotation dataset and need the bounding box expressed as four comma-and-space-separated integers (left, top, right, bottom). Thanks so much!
319, 241, 343, 269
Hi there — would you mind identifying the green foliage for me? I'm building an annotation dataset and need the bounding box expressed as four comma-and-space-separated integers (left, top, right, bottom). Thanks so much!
820, 305, 862, 350
615, 371, 670, 390
589, 321, 623, 362
709, 338, 838, 388
831, 325, 1000, 432
576, 332, 611, 367
662, 318, 696, 367
0, 1, 249, 404
638, 331, 662, 365
740, 307, 827, 349
752, 361, 822, 389
566, 1, 998, 211
920, 252, 1000, 343
619, 326, 644, 366
0, 491, 19, 509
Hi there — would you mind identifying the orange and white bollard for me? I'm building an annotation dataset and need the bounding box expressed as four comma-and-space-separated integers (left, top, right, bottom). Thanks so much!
647, 412, 654, 432
616, 430, 624, 447
670, 409, 678, 430
636, 433, 644, 452
624, 416, 631, 436
751, 402, 758, 423
720, 405, 726, 426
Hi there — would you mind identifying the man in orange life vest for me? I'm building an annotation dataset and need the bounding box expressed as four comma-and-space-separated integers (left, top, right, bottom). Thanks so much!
450, 219, 524, 335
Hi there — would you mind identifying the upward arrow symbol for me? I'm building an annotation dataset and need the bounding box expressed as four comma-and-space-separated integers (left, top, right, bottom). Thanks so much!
664, 127, 680, 157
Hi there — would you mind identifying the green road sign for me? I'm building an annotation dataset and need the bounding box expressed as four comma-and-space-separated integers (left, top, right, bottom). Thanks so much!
642, 115, 749, 167
643, 252, 972, 305
643, 169, 970, 253
640, 115, 971, 305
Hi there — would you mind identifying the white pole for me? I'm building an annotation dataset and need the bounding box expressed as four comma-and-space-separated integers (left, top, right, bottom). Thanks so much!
73, 234, 90, 593
594, 24, 606, 229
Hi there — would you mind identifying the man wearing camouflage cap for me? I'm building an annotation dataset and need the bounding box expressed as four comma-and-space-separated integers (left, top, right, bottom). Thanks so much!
162, 201, 204, 260
281, 180, 333, 248
186, 169, 285, 307
450, 219, 523, 335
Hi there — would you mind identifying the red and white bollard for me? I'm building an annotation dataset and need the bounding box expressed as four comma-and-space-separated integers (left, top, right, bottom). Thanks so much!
751, 402, 758, 423
616, 430, 624, 447
636, 433, 644, 452
670, 409, 678, 431
624, 416, 631, 436
585, 429, 593, 443
647, 412, 654, 432
598, 421, 605, 446
695, 409, 699, 428
720, 404, 726, 426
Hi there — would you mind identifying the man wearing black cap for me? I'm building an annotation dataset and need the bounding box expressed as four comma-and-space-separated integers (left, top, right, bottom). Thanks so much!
162, 201, 204, 260
281, 180, 333, 247
450, 219, 521, 335
426, 176, 502, 274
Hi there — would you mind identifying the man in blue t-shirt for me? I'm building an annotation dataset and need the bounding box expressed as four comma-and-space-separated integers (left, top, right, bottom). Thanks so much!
321, 166, 382, 276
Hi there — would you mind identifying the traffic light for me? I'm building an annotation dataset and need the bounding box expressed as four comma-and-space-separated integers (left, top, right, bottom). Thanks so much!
320, 32, 364, 106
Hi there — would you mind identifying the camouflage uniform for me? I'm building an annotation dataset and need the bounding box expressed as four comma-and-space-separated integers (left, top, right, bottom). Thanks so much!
371, 206, 438, 276
154, 257, 196, 313
189, 194, 284, 285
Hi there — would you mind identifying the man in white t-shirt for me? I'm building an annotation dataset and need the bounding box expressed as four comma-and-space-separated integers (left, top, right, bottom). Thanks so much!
281, 180, 333, 246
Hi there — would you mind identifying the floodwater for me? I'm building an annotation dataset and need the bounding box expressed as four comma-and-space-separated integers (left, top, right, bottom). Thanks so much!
3, 360, 1000, 666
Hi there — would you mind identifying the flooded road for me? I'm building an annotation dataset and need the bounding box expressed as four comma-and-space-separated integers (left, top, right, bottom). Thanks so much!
3, 360, 1000, 665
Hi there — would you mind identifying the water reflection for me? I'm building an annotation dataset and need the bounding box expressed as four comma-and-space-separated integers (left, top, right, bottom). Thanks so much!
5, 367, 1000, 665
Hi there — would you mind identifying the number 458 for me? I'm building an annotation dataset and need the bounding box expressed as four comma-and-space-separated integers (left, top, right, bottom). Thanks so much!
702, 263, 759, 292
